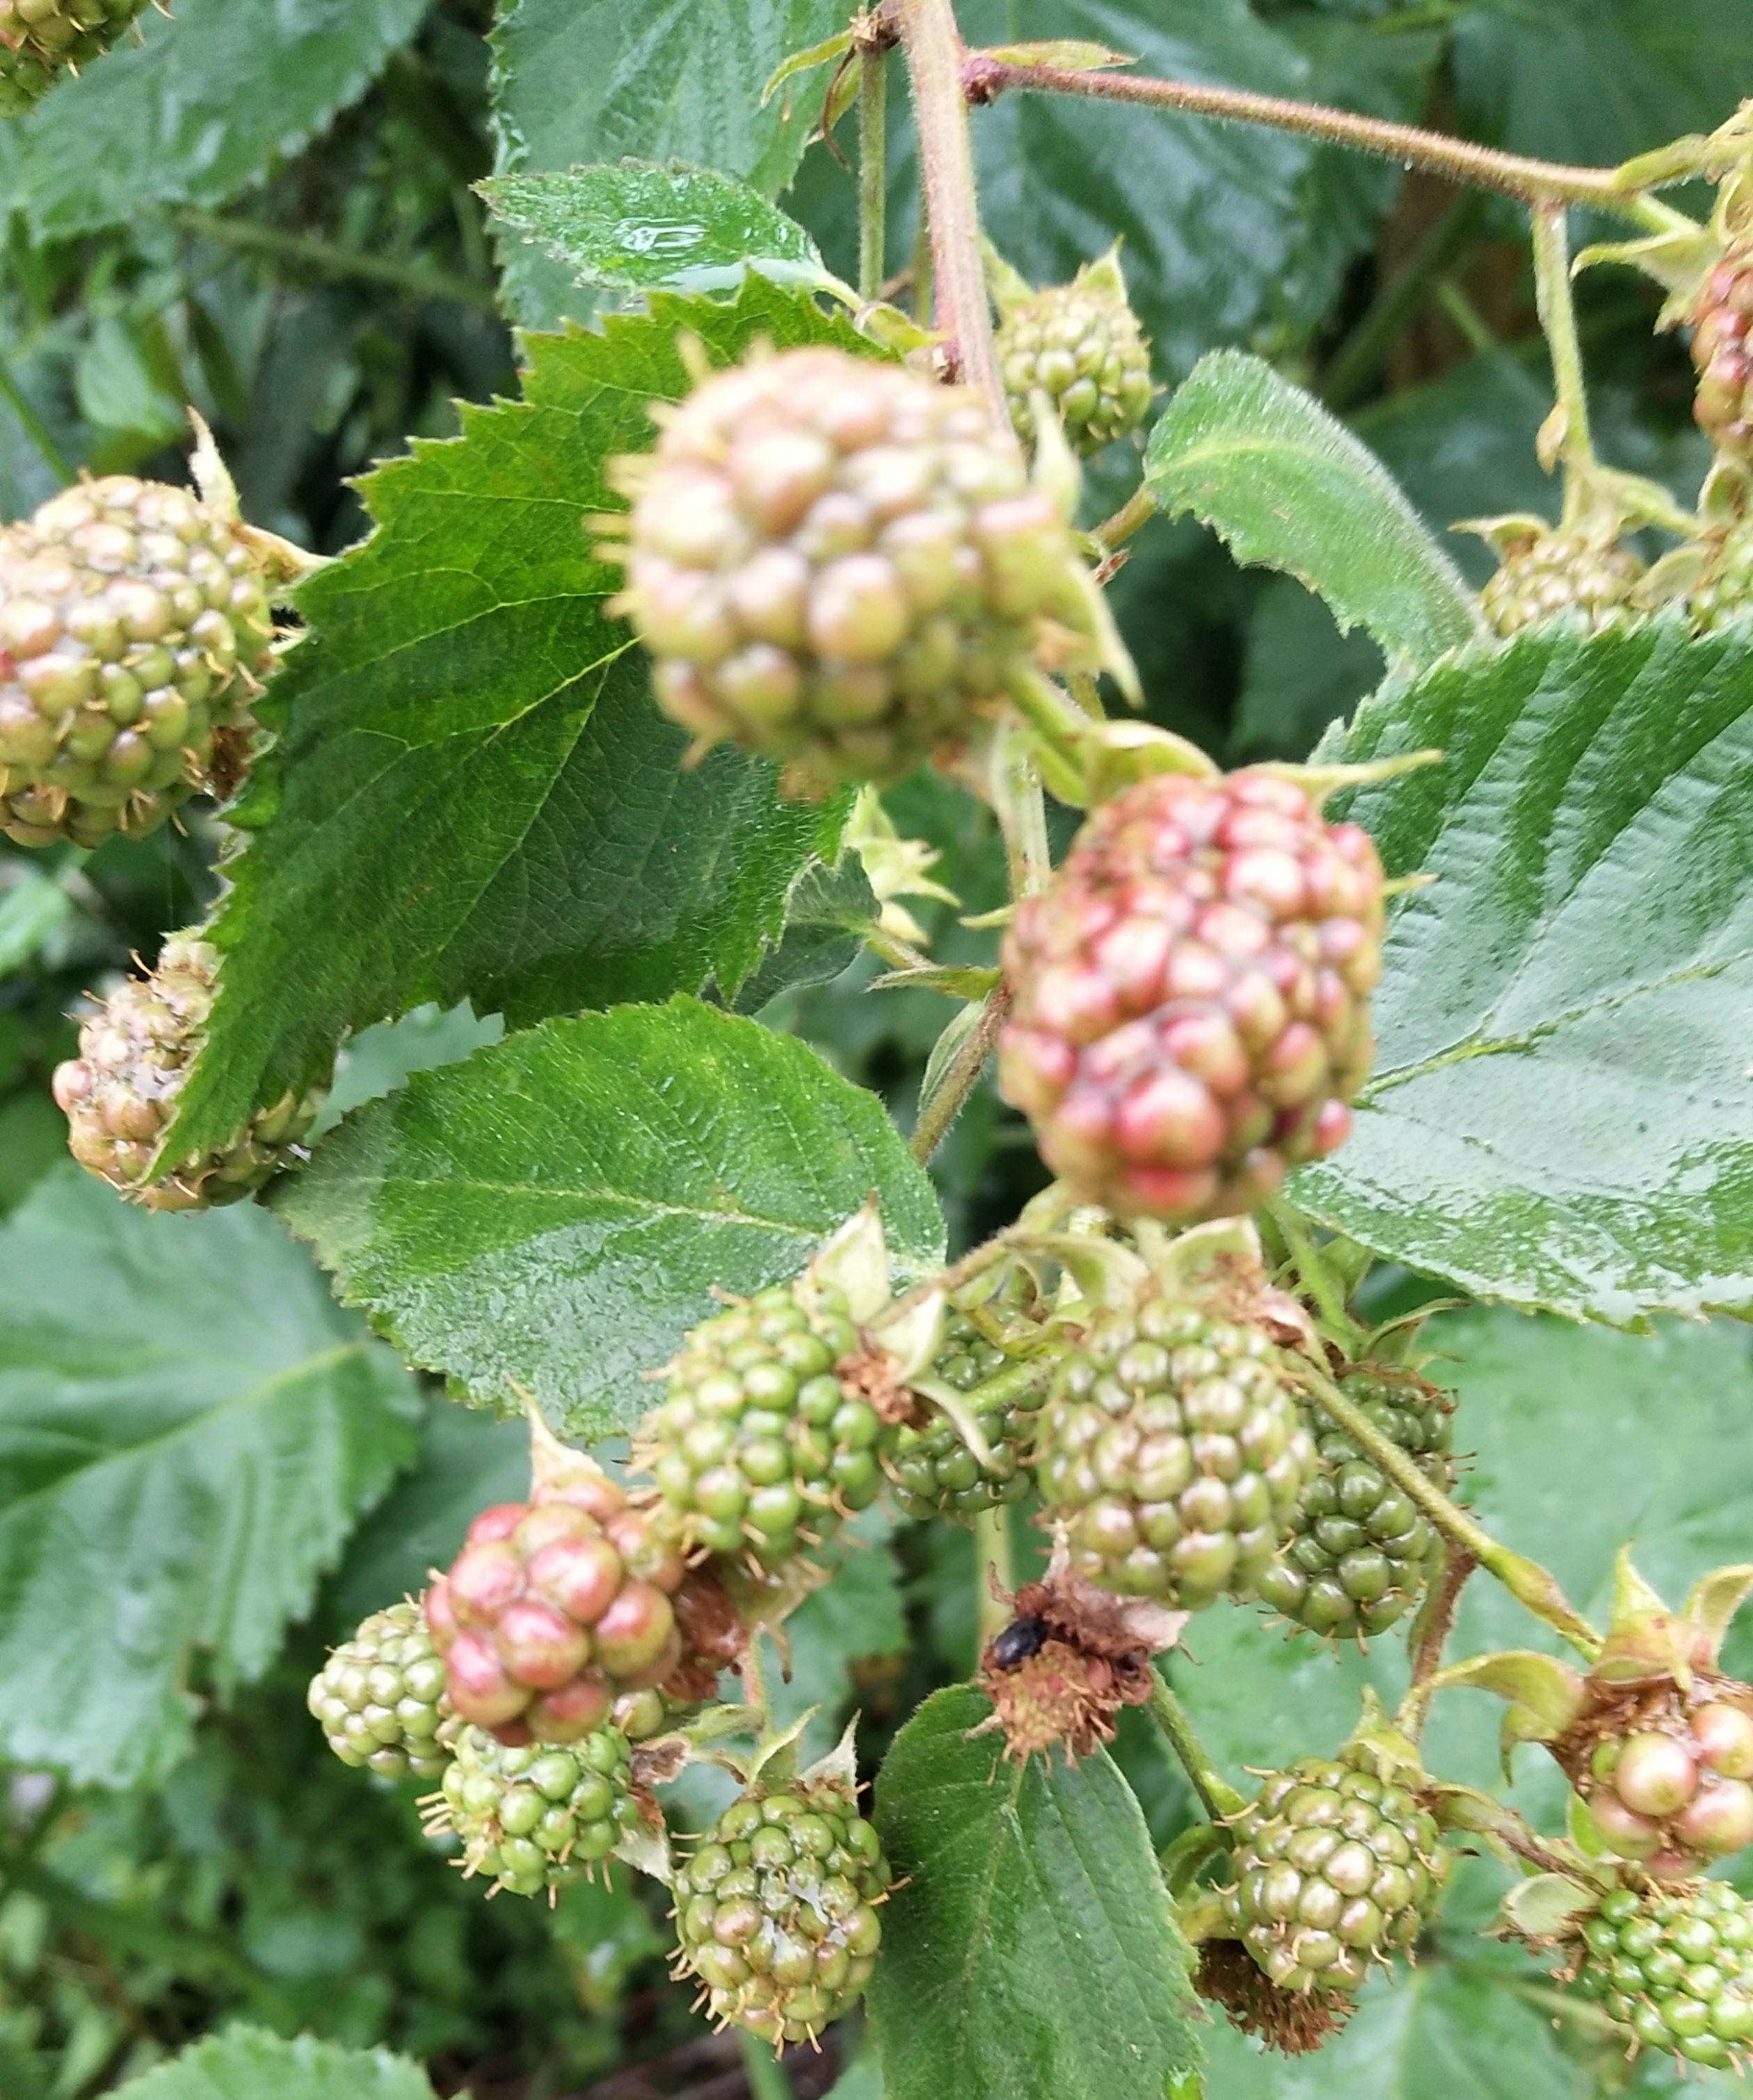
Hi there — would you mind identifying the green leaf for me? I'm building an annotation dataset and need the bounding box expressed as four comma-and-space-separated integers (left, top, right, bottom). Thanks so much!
869, 1685, 1201, 2100
1452, 0, 1753, 173
490, 0, 847, 326
0, 867, 74, 979
730, 853, 880, 1016
1145, 351, 1485, 670
161, 278, 879, 1176
317, 1003, 506, 1139
278, 1000, 945, 1437
1297, 622, 1753, 1324
0, 0, 430, 241
480, 163, 826, 294
112, 2025, 435, 2100
1197, 1964, 1591, 2099
0, 1168, 419, 1788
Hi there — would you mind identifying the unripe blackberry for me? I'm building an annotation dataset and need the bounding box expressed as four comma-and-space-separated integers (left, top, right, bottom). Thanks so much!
1000, 769, 1383, 1221
607, 345, 1110, 792
307, 1600, 451, 1780
1692, 240, 1753, 461
0, 0, 147, 114
424, 1723, 638, 1899
639, 1278, 885, 1564
0, 475, 277, 847
1570, 1881, 1753, 2070
889, 1315, 1034, 1521
1567, 1690, 1753, 1879
1036, 1292, 1314, 1607
671, 1781, 890, 2044
1478, 526, 1644, 638
997, 254, 1154, 454
53, 931, 321, 1210
1255, 1370, 1454, 1641
424, 1471, 688, 1745
1688, 517, 1753, 630
1222, 1745, 1447, 1993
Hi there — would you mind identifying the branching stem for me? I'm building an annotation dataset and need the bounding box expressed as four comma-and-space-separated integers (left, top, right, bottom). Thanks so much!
975, 1505, 1014, 1644
959, 56, 1681, 226
166, 207, 500, 311
910, 981, 1013, 1162
1148, 1668, 1247, 1822
1530, 203, 1596, 513
1397, 1543, 1476, 1740
1297, 1361, 1602, 1661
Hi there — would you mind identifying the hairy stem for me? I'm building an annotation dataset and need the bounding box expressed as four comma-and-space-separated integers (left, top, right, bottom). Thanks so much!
1297, 1361, 1602, 1661
1397, 1543, 1477, 1740
910, 980, 1014, 1163
1265, 1198, 1365, 1354
742, 1632, 774, 1732
959, 57, 1680, 224
895, 0, 1005, 418
1091, 485, 1157, 554
975, 1505, 1015, 1644
1530, 203, 1596, 513
166, 207, 499, 311
1148, 1668, 1247, 1822
876, 1211, 1047, 1328
858, 44, 890, 302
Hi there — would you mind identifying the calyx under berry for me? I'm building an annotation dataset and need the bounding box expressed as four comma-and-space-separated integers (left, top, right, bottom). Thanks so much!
1447, 1554, 1753, 1878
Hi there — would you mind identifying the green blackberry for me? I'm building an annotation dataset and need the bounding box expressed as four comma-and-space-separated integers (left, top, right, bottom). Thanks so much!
1036, 1291, 1314, 1606
1222, 1745, 1447, 1994
307, 1601, 451, 1780
639, 1278, 884, 1564
997, 251, 1154, 454
1479, 526, 1644, 638
0, 0, 148, 115
1255, 1370, 1453, 1640
671, 1781, 890, 2044
1689, 517, 1753, 630
1570, 1881, 1753, 2070
890, 1315, 1035, 1521
424, 1724, 639, 1899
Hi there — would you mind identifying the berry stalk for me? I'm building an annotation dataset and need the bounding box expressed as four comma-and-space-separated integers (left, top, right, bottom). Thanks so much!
911, 983, 1012, 1162
959, 54, 1685, 225
1531, 204, 1598, 521
858, 32, 890, 303
1147, 1668, 1247, 1822
1297, 1360, 1602, 1660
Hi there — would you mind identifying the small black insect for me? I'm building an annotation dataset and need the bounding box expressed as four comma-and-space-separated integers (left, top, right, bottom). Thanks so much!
988, 1614, 1048, 1671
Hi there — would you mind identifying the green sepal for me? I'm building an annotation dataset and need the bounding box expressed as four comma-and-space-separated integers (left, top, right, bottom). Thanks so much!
1340, 1685, 1430, 1790
1682, 1562, 1753, 1658
805, 1201, 893, 1324
1159, 1822, 1231, 1898
1496, 1871, 1601, 1943
760, 27, 854, 105
800, 1711, 862, 1795
1430, 1651, 1588, 1751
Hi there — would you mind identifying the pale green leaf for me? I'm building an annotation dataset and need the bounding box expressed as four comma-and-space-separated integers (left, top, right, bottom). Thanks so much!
870, 1685, 1201, 2100
481, 163, 826, 294
1297, 621, 1753, 1324
1144, 351, 1485, 669
0, 1168, 420, 1788
278, 1000, 944, 1437
113, 2026, 434, 2100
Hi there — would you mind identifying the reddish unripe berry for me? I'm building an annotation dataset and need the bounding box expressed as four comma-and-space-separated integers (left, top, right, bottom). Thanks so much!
1676, 1778, 1753, 1856
528, 1669, 614, 1742
527, 1534, 624, 1626
535, 1471, 627, 1525
593, 1581, 679, 1678
447, 1630, 528, 1728
424, 1576, 460, 1653
1585, 1790, 1662, 1857
465, 1502, 528, 1546
494, 1598, 591, 1688
448, 1540, 526, 1624
1695, 1702, 1753, 1779
1613, 1731, 1699, 1818
1000, 769, 1382, 1221
605, 1508, 687, 1592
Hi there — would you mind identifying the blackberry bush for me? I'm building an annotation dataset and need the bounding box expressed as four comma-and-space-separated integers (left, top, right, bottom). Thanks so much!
23, 7, 1753, 2097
